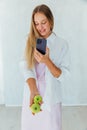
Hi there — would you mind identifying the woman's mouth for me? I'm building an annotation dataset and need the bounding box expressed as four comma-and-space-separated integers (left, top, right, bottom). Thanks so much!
39, 29, 46, 34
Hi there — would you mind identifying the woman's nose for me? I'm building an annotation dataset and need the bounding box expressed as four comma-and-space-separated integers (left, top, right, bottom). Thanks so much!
38, 24, 43, 30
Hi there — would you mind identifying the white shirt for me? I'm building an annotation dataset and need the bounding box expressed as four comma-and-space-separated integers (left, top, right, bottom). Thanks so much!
20, 32, 70, 111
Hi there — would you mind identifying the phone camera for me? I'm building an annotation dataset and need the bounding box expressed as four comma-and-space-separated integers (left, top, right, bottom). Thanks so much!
38, 39, 42, 44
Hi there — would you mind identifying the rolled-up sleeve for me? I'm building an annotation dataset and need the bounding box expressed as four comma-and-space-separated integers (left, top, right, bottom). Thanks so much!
19, 59, 36, 82
56, 42, 70, 82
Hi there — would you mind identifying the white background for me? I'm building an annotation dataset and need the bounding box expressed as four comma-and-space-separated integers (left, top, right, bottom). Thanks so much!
0, 0, 87, 106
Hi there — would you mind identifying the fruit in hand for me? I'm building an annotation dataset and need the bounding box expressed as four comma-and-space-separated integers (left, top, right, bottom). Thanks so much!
30, 103, 41, 114
30, 95, 43, 115
34, 95, 42, 104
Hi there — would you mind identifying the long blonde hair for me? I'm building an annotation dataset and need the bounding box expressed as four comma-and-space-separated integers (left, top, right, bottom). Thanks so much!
25, 4, 54, 69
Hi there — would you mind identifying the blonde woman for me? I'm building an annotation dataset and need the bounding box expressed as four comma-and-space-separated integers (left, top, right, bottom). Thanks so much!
20, 4, 70, 130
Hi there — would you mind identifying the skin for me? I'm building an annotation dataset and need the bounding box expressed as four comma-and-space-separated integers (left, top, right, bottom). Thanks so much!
34, 12, 52, 38
27, 12, 62, 114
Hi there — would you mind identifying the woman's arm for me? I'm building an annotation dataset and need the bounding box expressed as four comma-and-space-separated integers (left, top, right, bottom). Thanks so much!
19, 59, 40, 106
44, 57, 62, 78
34, 48, 62, 78
26, 78, 40, 106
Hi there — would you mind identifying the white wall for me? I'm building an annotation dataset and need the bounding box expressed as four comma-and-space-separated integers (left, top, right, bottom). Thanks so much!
0, 0, 87, 106
0, 25, 4, 104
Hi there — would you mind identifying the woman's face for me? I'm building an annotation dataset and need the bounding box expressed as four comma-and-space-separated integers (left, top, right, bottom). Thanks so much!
34, 12, 51, 38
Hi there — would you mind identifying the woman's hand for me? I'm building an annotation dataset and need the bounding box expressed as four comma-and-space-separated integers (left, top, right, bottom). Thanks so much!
30, 91, 40, 106
34, 47, 62, 78
34, 47, 49, 63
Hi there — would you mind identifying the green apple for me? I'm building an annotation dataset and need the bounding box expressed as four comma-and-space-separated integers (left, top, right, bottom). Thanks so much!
30, 103, 41, 114
34, 95, 42, 104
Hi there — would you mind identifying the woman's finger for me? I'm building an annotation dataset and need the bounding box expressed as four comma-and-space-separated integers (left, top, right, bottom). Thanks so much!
30, 97, 34, 107
46, 47, 49, 55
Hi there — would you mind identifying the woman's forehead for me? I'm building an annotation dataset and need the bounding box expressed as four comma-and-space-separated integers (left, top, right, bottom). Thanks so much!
34, 12, 47, 22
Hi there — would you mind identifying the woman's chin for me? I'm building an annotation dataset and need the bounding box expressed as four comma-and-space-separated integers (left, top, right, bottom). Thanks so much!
40, 33, 47, 38
39, 34, 45, 38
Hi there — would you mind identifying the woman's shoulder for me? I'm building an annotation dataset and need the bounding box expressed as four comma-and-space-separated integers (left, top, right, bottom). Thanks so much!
48, 32, 68, 43
47, 32, 69, 51
53, 33, 69, 50
54, 33, 67, 42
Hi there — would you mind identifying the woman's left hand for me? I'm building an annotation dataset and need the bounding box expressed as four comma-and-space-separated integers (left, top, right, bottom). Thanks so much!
34, 47, 49, 63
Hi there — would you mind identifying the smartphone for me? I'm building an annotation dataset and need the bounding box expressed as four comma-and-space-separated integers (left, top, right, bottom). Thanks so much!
36, 38, 47, 55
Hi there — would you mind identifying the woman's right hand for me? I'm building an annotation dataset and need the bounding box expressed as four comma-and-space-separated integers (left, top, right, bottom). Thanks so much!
29, 91, 40, 106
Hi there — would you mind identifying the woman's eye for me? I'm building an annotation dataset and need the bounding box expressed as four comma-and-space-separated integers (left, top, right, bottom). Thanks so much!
42, 21, 47, 24
35, 23, 39, 26
34, 21, 47, 26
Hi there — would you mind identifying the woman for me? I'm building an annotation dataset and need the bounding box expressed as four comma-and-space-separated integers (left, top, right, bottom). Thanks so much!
20, 4, 70, 130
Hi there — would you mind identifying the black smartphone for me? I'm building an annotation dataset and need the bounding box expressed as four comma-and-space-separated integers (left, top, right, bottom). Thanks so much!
36, 38, 47, 55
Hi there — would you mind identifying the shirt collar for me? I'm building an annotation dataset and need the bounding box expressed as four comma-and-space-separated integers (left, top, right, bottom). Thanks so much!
47, 32, 56, 41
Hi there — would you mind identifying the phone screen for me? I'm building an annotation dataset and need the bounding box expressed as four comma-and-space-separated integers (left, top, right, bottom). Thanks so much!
36, 38, 47, 55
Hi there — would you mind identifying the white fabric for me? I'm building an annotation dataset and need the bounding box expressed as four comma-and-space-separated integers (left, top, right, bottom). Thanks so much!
19, 32, 70, 111
21, 84, 62, 130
